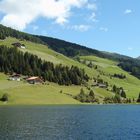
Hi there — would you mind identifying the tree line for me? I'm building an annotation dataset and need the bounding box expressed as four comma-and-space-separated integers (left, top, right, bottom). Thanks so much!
113, 73, 126, 79
0, 45, 89, 85
103, 94, 131, 104
118, 58, 140, 79
0, 24, 43, 44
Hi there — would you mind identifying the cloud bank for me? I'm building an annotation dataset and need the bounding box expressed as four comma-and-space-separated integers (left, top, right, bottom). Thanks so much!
0, 0, 89, 30
124, 9, 132, 14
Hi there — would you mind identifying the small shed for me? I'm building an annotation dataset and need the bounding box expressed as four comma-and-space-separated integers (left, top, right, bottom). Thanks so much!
9, 74, 21, 81
26, 76, 44, 84
98, 83, 107, 88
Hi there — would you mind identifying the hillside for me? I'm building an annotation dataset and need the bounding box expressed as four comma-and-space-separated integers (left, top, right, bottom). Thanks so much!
79, 55, 140, 98
0, 37, 140, 104
37, 35, 131, 61
1, 24, 140, 81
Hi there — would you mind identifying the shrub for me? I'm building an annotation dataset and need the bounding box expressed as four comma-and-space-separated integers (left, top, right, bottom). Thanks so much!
1, 94, 8, 102
74, 89, 97, 103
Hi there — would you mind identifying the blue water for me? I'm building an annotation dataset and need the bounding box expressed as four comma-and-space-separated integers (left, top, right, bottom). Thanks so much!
0, 105, 140, 140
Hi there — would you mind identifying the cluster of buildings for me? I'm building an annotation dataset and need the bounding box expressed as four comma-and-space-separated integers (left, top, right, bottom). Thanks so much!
9, 42, 44, 84
8, 74, 44, 84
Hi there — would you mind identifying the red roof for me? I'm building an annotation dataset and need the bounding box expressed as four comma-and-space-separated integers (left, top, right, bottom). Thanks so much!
26, 76, 39, 80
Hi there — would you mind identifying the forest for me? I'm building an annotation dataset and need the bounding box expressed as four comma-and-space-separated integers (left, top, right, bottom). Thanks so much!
118, 59, 140, 79
0, 45, 89, 85
0, 24, 43, 44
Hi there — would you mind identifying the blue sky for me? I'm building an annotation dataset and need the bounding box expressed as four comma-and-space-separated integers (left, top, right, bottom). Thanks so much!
0, 0, 140, 57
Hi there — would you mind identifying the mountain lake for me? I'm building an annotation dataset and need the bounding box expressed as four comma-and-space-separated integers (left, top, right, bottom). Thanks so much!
0, 105, 140, 140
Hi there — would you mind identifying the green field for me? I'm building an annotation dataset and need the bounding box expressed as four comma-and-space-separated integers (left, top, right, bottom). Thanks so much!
80, 55, 140, 98
0, 73, 90, 105
0, 37, 140, 105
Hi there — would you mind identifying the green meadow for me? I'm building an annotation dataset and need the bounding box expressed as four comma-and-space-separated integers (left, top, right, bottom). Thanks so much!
0, 37, 140, 105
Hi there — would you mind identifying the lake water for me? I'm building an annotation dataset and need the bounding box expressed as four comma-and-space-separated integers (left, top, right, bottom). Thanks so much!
0, 105, 140, 140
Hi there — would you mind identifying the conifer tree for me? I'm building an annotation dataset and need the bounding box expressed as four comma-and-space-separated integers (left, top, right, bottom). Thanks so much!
137, 93, 140, 102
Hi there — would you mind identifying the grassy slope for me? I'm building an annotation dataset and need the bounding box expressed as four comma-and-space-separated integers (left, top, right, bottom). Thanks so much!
0, 73, 84, 105
0, 37, 140, 104
0, 38, 97, 104
80, 55, 140, 98
0, 37, 97, 76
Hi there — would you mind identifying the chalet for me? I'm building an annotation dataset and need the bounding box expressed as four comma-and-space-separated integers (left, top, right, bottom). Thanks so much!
92, 82, 107, 88
98, 83, 107, 88
11, 42, 26, 49
26, 76, 44, 84
9, 74, 21, 81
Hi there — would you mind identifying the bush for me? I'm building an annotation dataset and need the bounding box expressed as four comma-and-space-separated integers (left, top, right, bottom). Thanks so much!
112, 85, 126, 98
89, 90, 95, 98
0, 94, 8, 102
74, 89, 97, 103
103, 94, 122, 104
60, 90, 63, 93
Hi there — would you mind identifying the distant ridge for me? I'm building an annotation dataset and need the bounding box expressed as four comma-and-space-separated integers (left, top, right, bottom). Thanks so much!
36, 35, 133, 62
1, 24, 140, 79
0, 24, 131, 61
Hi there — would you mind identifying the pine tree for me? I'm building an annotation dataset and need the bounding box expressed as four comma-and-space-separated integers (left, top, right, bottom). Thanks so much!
89, 90, 95, 98
121, 89, 126, 98
80, 88, 85, 96
113, 94, 121, 103
137, 93, 140, 102
112, 85, 117, 93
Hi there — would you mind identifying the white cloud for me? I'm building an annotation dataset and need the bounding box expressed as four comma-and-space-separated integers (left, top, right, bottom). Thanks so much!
86, 2, 98, 22
87, 3, 97, 11
70, 24, 90, 32
128, 47, 133, 51
99, 27, 108, 32
0, 0, 89, 30
89, 12, 98, 22
124, 9, 132, 14
32, 25, 39, 31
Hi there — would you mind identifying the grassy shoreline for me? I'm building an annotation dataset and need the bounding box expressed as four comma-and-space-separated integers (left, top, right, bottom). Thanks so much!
0, 102, 139, 106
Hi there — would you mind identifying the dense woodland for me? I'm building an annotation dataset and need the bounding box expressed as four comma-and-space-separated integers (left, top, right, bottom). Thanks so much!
36, 35, 103, 57
118, 59, 140, 79
0, 45, 89, 85
1, 24, 140, 80
36, 35, 132, 61
0, 24, 43, 44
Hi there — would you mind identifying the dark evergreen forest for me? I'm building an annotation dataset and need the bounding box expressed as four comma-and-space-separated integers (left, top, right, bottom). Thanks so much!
0, 45, 89, 85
